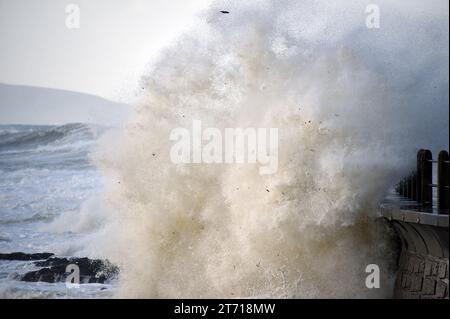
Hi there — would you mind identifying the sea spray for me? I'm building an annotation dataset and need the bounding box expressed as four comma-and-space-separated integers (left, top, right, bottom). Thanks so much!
89, 0, 448, 298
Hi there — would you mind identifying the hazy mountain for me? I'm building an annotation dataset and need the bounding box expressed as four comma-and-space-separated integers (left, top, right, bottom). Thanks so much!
0, 83, 131, 126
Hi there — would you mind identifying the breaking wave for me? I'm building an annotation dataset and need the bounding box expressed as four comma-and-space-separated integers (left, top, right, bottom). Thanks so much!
0, 123, 99, 152
88, 0, 448, 298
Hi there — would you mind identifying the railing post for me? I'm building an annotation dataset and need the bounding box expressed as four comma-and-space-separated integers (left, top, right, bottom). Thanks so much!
404, 176, 408, 198
438, 150, 449, 213
406, 175, 411, 198
399, 178, 404, 196
416, 150, 424, 202
411, 173, 417, 201
417, 149, 432, 207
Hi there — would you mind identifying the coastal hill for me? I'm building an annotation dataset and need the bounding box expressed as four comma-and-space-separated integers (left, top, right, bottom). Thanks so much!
0, 83, 130, 126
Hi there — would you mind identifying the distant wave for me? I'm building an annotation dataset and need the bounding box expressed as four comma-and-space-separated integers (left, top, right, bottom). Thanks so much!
0, 123, 101, 152
0, 123, 106, 171
0, 236, 11, 242
0, 212, 56, 225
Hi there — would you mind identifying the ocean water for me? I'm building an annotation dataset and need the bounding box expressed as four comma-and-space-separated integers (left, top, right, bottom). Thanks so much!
0, 123, 115, 298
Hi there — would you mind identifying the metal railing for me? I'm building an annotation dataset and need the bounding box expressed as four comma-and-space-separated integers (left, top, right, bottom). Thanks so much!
395, 149, 449, 213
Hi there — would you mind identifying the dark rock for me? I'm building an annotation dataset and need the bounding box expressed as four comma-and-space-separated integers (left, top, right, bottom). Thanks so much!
21, 268, 58, 283
0, 252, 54, 261
21, 257, 119, 284
1, 251, 119, 284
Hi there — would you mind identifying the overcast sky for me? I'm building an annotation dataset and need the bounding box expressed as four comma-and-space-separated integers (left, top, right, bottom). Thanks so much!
0, 0, 212, 102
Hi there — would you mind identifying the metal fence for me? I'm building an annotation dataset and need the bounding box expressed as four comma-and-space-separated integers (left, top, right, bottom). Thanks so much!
396, 149, 449, 213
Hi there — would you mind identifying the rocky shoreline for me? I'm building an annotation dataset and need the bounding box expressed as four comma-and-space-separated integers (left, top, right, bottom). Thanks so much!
0, 252, 119, 284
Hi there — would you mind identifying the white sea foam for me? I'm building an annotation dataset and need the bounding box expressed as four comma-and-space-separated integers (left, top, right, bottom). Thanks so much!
84, 0, 449, 298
